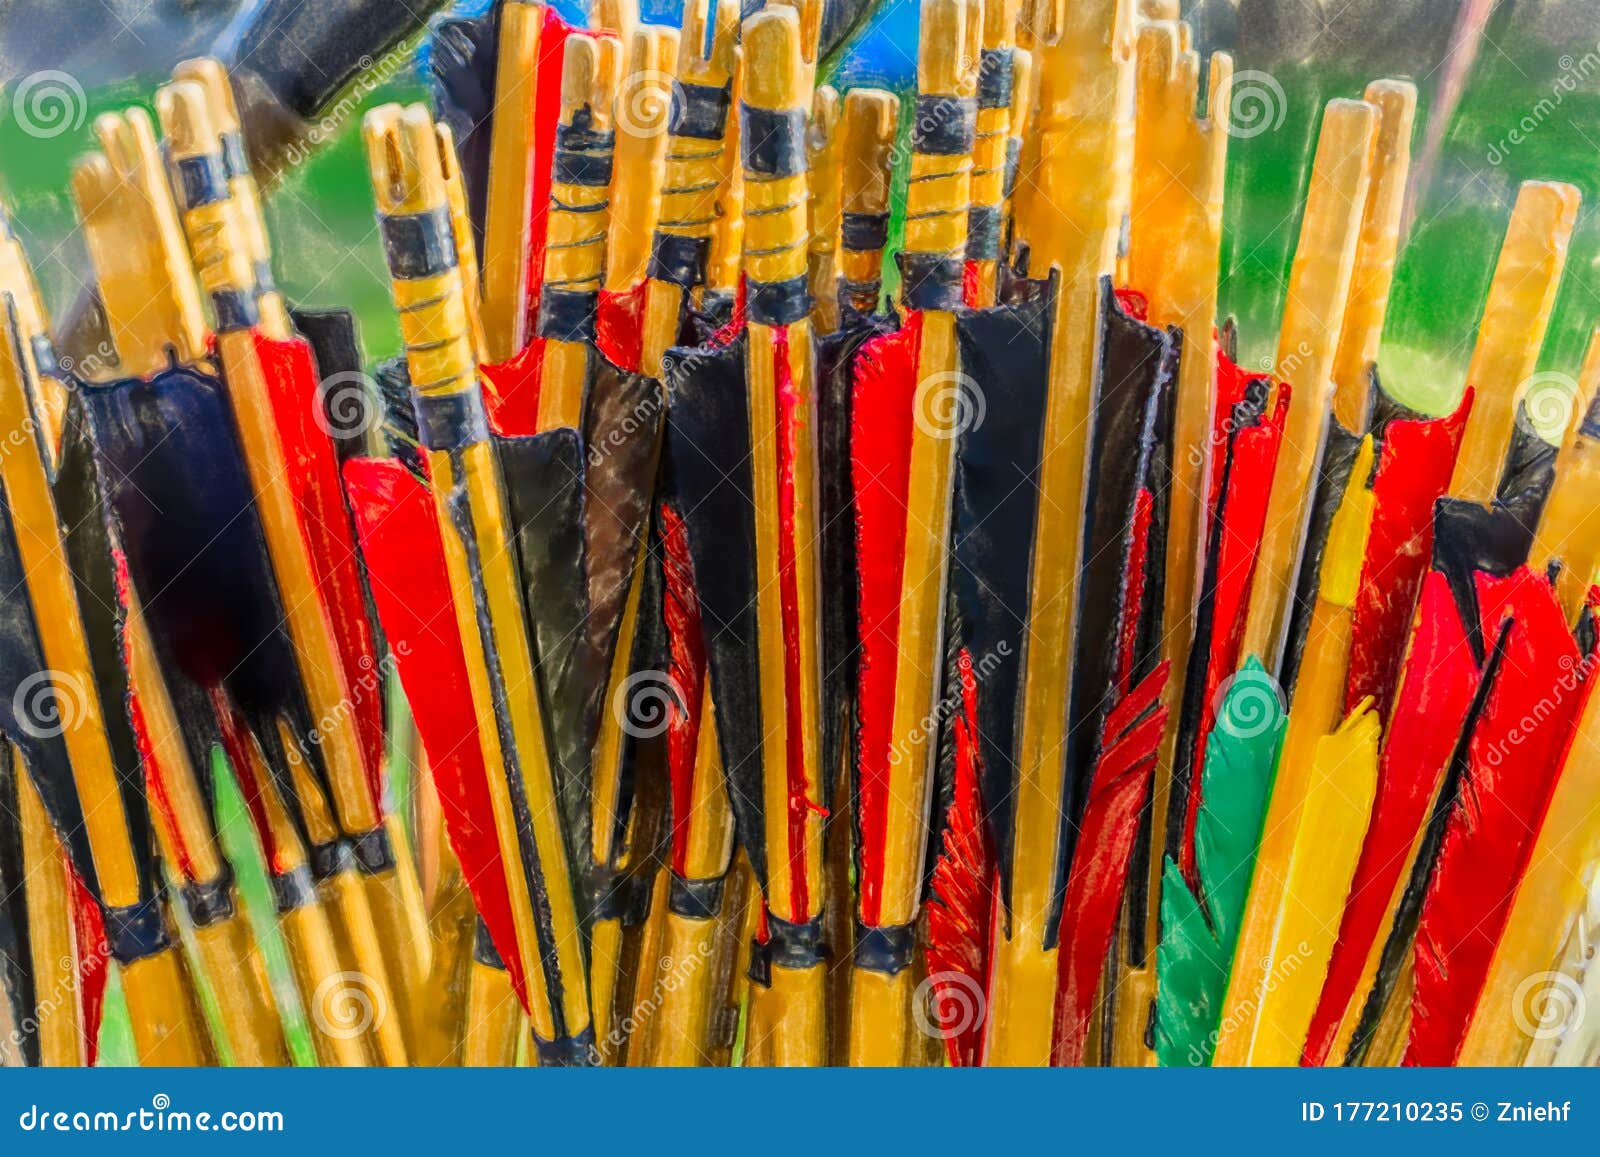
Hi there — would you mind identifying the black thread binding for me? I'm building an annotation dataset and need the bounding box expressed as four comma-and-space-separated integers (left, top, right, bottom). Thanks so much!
102, 895, 172, 965
912, 95, 978, 155
270, 866, 317, 913
350, 826, 397, 875
841, 211, 890, 253
536, 287, 599, 342
173, 153, 229, 208
741, 106, 807, 177
978, 49, 1015, 109
211, 288, 258, 332
1004, 137, 1022, 198
308, 838, 354, 883
853, 922, 917, 975
414, 389, 491, 451
747, 274, 810, 327
897, 252, 965, 311
381, 208, 457, 279
552, 117, 616, 187
668, 874, 726, 920
966, 205, 1002, 262
535, 1026, 598, 1067
180, 869, 236, 928
672, 82, 733, 140
647, 232, 711, 288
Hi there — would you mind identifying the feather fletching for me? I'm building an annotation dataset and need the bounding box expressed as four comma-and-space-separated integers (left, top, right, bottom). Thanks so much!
1155, 656, 1285, 1065
1214, 702, 1380, 1065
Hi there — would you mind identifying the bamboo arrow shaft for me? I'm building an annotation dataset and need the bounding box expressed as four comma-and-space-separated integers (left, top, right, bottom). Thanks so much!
1239, 99, 1376, 671
366, 103, 592, 1059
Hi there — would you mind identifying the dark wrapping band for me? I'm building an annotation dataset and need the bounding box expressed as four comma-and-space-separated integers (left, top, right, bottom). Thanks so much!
211, 288, 258, 332
967, 205, 1002, 261
533, 1026, 597, 1067
668, 874, 725, 920
536, 287, 598, 342
585, 868, 653, 926
978, 49, 1015, 109
381, 208, 457, 280
552, 122, 616, 187
841, 211, 890, 253
180, 870, 236, 928
350, 826, 396, 875
415, 388, 490, 451
308, 838, 354, 883
741, 106, 807, 177
839, 276, 882, 302
747, 275, 810, 327
473, 920, 507, 970
647, 232, 710, 288
173, 153, 229, 209
220, 131, 250, 180
1582, 392, 1600, 440
700, 289, 737, 327
254, 259, 277, 293
1003, 137, 1022, 198
270, 867, 317, 913
671, 82, 732, 140
853, 922, 917, 975
897, 252, 966, 311
103, 896, 171, 965
747, 912, 826, 987
911, 95, 978, 155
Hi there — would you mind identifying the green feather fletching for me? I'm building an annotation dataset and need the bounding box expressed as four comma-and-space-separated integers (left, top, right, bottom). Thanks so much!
1154, 656, 1286, 1065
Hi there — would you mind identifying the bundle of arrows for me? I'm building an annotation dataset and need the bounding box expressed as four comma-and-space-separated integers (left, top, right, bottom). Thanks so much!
3, 0, 1600, 1069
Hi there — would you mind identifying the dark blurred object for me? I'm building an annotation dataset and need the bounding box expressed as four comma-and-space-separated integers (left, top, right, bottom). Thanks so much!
218, 0, 449, 171
0, 0, 232, 87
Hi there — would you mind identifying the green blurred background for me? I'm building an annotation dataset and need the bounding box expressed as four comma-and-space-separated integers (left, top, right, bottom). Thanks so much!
3, 0, 1600, 1061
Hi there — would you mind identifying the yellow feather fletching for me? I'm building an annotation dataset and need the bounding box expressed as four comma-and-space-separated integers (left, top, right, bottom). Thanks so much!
1215, 700, 1380, 1065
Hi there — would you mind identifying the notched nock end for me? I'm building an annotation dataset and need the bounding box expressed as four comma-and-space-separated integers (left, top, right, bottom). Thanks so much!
172, 57, 243, 134
742, 8, 806, 112
155, 81, 216, 165
918, 0, 979, 98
